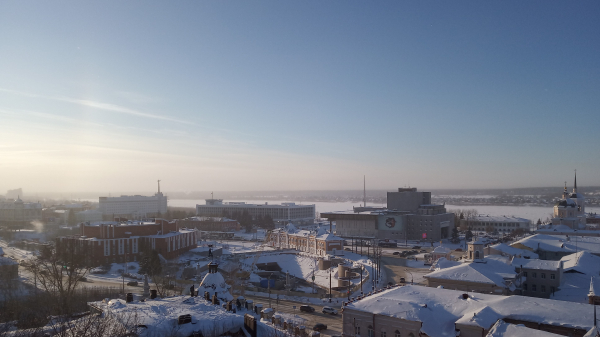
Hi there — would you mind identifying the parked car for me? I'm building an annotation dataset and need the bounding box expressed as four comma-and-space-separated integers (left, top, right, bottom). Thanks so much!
127, 281, 138, 286
400, 277, 406, 283
420, 249, 427, 253
313, 323, 328, 331
344, 248, 351, 251
455, 248, 463, 251
393, 251, 401, 255
300, 305, 315, 313
412, 246, 421, 249
322, 306, 338, 315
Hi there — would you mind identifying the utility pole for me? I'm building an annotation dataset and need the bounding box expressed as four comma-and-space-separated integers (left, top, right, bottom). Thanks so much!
268, 273, 272, 308
360, 265, 363, 295
329, 266, 332, 303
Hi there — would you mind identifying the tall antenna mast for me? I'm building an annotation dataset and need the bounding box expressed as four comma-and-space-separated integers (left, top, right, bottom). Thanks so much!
363, 175, 366, 208
158, 180, 161, 194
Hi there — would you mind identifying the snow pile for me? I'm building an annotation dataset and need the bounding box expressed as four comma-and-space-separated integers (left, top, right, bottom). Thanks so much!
89, 296, 245, 337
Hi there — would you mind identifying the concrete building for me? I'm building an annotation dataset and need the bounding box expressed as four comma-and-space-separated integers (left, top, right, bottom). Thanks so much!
99, 184, 167, 219
512, 258, 562, 298
56, 219, 197, 265
268, 223, 344, 256
461, 215, 532, 234
342, 285, 595, 337
322, 187, 454, 241
0, 197, 42, 228
196, 199, 315, 225
177, 217, 240, 232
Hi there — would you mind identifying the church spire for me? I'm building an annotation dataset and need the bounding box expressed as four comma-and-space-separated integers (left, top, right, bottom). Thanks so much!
573, 170, 578, 193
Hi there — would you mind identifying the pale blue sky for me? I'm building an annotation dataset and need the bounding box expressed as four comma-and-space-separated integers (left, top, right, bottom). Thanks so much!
1, 1, 599, 193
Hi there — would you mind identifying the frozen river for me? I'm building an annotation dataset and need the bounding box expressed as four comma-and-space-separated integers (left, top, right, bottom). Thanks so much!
168, 199, 600, 222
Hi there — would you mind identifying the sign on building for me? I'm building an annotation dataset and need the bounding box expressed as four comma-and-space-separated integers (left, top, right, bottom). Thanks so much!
377, 215, 404, 231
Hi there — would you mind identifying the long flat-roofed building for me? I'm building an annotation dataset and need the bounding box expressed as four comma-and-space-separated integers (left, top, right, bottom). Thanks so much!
99, 193, 167, 220
196, 199, 315, 225
0, 197, 42, 228
461, 215, 532, 233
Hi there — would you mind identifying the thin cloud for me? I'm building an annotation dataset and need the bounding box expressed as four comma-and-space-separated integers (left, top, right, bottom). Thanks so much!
0, 88, 192, 125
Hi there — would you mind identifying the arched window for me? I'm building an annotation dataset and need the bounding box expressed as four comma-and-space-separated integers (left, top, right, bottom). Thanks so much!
395, 330, 401, 337
368, 325, 374, 337
381, 331, 387, 337
408, 333, 415, 337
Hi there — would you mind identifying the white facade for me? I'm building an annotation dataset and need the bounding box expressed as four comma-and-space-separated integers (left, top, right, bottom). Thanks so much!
461, 215, 532, 233
0, 197, 42, 224
196, 199, 315, 224
98, 192, 167, 218
552, 175, 586, 229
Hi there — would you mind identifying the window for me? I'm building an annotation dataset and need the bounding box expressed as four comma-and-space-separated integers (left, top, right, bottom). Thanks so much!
368, 325, 374, 337
408, 333, 415, 337
523, 284, 527, 290
532, 272, 537, 278
395, 330, 401, 337
355, 327, 360, 335
541, 273, 546, 279
381, 332, 387, 337
550, 274, 555, 280
541, 285, 546, 292
532, 284, 537, 292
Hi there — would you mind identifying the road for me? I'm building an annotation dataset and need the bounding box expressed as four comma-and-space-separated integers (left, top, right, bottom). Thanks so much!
243, 294, 343, 337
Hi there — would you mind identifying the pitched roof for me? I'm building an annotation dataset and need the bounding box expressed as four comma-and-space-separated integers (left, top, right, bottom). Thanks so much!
486, 319, 564, 337
425, 259, 517, 289
344, 285, 595, 337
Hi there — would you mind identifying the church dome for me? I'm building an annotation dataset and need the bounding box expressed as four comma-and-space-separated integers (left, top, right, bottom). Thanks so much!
555, 199, 576, 207
198, 262, 233, 302
569, 192, 584, 199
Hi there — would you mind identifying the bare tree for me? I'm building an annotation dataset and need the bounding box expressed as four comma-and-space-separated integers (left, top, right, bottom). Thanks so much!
21, 243, 92, 315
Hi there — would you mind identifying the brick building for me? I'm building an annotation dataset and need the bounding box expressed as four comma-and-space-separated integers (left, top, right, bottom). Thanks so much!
56, 219, 197, 265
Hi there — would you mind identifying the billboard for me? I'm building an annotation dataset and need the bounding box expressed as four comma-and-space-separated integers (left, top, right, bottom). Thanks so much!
377, 214, 404, 231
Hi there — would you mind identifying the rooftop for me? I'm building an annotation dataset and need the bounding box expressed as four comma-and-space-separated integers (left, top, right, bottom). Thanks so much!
512, 234, 600, 254
489, 243, 539, 259
511, 258, 560, 270
425, 258, 518, 289
344, 285, 595, 337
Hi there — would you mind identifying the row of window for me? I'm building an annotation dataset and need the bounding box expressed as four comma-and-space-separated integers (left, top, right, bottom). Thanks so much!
523, 271, 555, 279
355, 326, 415, 337
523, 284, 555, 293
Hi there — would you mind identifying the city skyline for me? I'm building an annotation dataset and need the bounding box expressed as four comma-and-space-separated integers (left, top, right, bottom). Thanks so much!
1, 1, 599, 193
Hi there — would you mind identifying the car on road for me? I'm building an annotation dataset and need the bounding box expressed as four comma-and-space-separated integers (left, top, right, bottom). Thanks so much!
344, 248, 351, 251
127, 281, 139, 286
393, 251, 401, 255
420, 249, 427, 253
313, 323, 328, 331
322, 306, 338, 315
300, 305, 315, 313
412, 246, 421, 249
400, 277, 406, 283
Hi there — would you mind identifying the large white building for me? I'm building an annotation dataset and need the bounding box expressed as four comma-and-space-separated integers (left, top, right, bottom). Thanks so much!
98, 192, 167, 219
196, 199, 315, 225
0, 197, 42, 227
461, 215, 532, 234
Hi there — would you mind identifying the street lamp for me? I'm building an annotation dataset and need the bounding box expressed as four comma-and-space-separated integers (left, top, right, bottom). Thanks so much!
405, 269, 414, 285
329, 266, 332, 303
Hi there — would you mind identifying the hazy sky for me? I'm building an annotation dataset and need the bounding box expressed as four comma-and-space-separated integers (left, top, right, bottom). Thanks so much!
1, 1, 599, 194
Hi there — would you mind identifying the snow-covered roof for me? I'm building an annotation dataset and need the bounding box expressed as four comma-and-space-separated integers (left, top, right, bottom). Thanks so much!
512, 234, 600, 254
198, 269, 233, 302
584, 326, 600, 337
425, 259, 517, 288
88, 296, 243, 336
146, 229, 196, 238
471, 215, 531, 223
271, 223, 342, 242
560, 251, 600, 276
489, 243, 539, 259
344, 285, 595, 337
430, 257, 461, 271
551, 273, 598, 303
486, 319, 563, 337
511, 258, 560, 271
